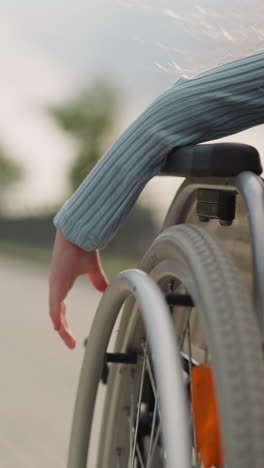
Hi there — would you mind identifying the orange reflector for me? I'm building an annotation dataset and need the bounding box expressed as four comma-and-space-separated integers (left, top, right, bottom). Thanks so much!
191, 363, 224, 468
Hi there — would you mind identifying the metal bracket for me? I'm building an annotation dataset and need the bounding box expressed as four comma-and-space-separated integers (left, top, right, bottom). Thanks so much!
166, 294, 194, 307
102, 351, 137, 384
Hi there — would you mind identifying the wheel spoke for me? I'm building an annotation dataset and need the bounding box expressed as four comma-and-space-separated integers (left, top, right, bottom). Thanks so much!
131, 343, 147, 466
136, 443, 146, 468
141, 342, 155, 391
179, 308, 192, 349
129, 370, 136, 466
187, 319, 192, 379
146, 394, 159, 468
146, 423, 162, 467
144, 352, 157, 400
187, 316, 201, 468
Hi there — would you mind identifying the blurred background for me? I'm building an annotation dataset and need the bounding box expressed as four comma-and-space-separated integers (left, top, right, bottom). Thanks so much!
0, 0, 263, 466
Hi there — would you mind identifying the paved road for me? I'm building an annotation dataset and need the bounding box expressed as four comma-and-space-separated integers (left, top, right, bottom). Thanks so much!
0, 257, 102, 468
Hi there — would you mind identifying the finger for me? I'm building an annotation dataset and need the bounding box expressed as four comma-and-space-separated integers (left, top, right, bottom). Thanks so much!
57, 304, 76, 349
49, 294, 63, 331
58, 325, 76, 349
49, 272, 74, 330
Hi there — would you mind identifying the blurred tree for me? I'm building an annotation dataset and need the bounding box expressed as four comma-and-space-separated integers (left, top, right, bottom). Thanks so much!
104, 202, 159, 258
49, 79, 159, 256
49, 79, 121, 191
0, 146, 23, 211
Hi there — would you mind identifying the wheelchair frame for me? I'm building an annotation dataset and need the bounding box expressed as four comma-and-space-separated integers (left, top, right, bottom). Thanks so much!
163, 170, 264, 336
67, 142, 264, 468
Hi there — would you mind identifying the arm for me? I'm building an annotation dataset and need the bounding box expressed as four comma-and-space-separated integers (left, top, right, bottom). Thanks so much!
50, 50, 264, 347
54, 50, 264, 250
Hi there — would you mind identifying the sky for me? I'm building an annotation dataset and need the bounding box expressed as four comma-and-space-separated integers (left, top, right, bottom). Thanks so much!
0, 0, 263, 218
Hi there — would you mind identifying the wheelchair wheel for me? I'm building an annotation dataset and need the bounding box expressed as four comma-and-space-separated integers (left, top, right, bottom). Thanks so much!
97, 225, 264, 468
67, 268, 190, 468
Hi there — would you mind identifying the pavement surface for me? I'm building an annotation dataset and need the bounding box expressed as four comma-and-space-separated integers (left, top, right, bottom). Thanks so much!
0, 257, 102, 468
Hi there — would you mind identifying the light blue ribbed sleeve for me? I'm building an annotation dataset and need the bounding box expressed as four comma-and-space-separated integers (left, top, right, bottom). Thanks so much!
54, 50, 264, 250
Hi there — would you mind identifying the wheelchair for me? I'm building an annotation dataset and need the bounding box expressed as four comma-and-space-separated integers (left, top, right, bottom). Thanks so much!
67, 142, 264, 468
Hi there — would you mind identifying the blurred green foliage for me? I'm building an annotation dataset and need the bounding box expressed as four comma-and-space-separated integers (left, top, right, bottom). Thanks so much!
49, 79, 120, 191
0, 145, 23, 211
0, 146, 23, 186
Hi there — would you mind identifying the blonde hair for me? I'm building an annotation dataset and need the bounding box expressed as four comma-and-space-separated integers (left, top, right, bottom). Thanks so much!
154, 2, 264, 76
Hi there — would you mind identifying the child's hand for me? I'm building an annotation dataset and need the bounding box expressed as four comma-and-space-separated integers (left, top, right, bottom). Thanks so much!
49, 230, 108, 348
